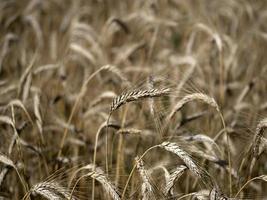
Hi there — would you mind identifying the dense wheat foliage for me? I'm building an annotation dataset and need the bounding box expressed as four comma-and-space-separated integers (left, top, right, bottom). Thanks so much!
0, 0, 267, 199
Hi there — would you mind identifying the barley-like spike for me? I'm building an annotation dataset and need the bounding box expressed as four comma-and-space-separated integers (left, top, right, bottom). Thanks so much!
165, 165, 187, 195
253, 118, 267, 157
30, 181, 74, 200
209, 187, 229, 200
167, 93, 219, 122
111, 88, 170, 112
0, 153, 26, 193
159, 142, 202, 178
88, 170, 121, 200
0, 153, 15, 168
135, 156, 154, 200
182, 134, 223, 156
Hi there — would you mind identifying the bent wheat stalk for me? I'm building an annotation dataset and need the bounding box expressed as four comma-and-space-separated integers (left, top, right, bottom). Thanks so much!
92, 120, 120, 199
235, 175, 267, 198
6, 99, 34, 125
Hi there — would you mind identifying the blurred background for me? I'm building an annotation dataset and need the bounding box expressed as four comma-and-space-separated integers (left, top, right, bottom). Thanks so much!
0, 0, 267, 199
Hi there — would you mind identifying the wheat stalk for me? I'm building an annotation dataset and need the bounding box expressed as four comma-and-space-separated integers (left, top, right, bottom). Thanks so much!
58, 64, 128, 160
33, 92, 44, 143
235, 175, 267, 198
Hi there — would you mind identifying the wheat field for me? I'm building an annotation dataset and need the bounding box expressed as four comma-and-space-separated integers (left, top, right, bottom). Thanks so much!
0, 0, 267, 199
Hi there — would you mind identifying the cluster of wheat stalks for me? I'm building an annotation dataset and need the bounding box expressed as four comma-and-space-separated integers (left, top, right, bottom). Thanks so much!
0, 0, 267, 199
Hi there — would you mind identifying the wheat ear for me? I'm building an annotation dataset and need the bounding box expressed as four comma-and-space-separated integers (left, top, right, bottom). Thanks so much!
159, 142, 202, 178
165, 165, 187, 196
71, 169, 121, 200
166, 93, 219, 123
135, 156, 154, 200
110, 88, 171, 112
0, 154, 27, 193
23, 181, 74, 200
252, 118, 267, 157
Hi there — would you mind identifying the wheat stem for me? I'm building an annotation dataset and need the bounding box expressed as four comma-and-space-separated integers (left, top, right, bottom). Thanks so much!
235, 176, 264, 198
